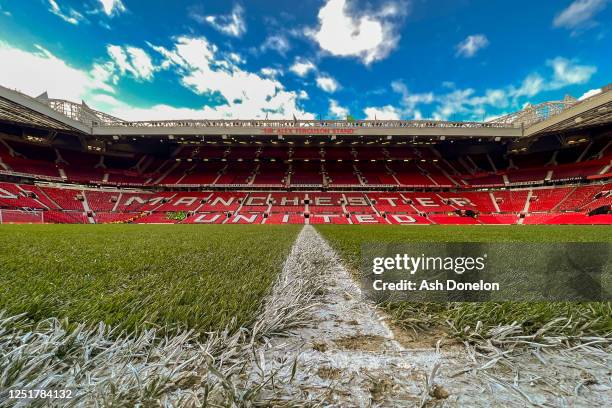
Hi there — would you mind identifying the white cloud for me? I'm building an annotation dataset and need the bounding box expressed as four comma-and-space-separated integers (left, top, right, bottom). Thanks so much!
289, 59, 316, 77
0, 41, 112, 101
260, 34, 290, 55
260, 67, 281, 77
0, 4, 12, 17
148, 36, 313, 119
502, 58, 594, 104
88, 96, 227, 121
309, 0, 407, 65
364, 105, 401, 120
47, 0, 84, 25
432, 88, 476, 120
329, 99, 348, 118
578, 88, 602, 100
107, 45, 155, 81
360, 79, 508, 122
298, 90, 309, 100
510, 73, 545, 99
455, 34, 489, 58
0, 36, 313, 121
90, 61, 119, 87
362, 80, 433, 120
201, 5, 246, 37
553, 0, 608, 30
433, 57, 596, 120
391, 80, 434, 112
227, 52, 244, 64
316, 74, 339, 93
547, 57, 597, 88
98, 0, 126, 17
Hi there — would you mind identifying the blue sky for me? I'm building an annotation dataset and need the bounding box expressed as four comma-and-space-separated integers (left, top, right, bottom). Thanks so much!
0, 0, 610, 121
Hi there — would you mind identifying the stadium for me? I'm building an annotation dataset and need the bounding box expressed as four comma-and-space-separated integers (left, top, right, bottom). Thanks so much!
0, 84, 610, 225
1, 82, 611, 406
0, 0, 611, 406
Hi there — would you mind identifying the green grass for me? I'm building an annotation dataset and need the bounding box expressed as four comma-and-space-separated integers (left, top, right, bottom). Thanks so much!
316, 225, 612, 339
0, 224, 301, 337
316, 225, 612, 271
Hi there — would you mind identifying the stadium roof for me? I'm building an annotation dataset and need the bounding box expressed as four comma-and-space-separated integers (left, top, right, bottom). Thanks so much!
1, 84, 610, 140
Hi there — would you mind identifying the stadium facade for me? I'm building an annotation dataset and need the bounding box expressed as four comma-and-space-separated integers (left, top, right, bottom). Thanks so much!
0, 84, 610, 225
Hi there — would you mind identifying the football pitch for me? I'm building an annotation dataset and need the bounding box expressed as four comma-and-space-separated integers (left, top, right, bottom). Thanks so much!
0, 224, 610, 338
317, 225, 612, 339
1, 224, 610, 405
0, 224, 301, 336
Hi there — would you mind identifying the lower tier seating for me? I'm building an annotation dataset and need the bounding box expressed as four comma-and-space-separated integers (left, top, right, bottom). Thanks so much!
0, 181, 610, 225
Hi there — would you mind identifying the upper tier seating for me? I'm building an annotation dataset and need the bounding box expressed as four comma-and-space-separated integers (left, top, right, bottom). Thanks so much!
252, 162, 286, 186
418, 163, 456, 186
464, 173, 504, 186
325, 162, 361, 185
179, 162, 224, 185
354, 147, 384, 160
291, 162, 323, 185
359, 163, 398, 185
59, 149, 107, 183
158, 163, 192, 184
324, 147, 352, 160
293, 147, 322, 160
216, 163, 254, 185
0, 141, 61, 178
1, 140, 609, 188
507, 168, 548, 183
551, 160, 607, 180
390, 162, 437, 186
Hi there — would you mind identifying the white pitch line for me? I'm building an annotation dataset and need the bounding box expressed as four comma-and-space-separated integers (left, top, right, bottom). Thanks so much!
246, 225, 612, 407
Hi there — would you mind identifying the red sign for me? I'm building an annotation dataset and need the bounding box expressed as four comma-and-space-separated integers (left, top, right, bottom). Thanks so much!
262, 127, 355, 135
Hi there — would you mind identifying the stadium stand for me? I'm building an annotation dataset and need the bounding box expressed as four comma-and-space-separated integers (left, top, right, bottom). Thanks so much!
0, 83, 610, 225
1, 180, 610, 224
1, 139, 611, 226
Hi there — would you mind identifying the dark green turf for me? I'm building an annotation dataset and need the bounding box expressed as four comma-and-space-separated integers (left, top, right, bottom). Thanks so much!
0, 224, 301, 336
316, 225, 612, 339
